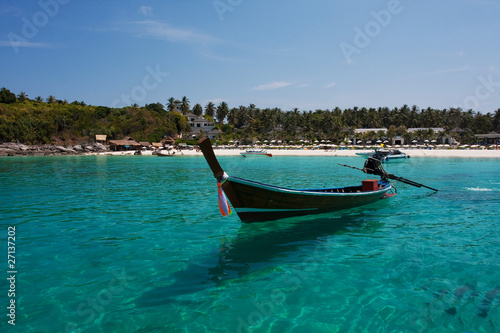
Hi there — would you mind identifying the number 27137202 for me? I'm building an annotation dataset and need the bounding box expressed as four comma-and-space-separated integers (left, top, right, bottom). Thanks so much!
8, 226, 16, 267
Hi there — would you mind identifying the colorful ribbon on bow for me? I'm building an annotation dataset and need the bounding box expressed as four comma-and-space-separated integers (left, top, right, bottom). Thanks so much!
217, 182, 232, 217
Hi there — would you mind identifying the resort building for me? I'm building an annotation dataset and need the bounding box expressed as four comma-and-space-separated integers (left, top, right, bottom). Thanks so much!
185, 113, 220, 139
354, 128, 388, 135
352, 127, 454, 145
475, 132, 500, 145
109, 137, 141, 151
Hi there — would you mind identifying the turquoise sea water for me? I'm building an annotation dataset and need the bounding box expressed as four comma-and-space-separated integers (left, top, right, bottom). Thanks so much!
1, 154, 499, 333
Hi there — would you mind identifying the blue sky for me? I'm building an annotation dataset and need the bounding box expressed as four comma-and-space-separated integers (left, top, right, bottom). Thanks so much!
1, 0, 500, 113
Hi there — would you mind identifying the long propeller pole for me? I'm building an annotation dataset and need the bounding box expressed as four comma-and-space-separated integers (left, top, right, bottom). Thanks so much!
338, 158, 439, 192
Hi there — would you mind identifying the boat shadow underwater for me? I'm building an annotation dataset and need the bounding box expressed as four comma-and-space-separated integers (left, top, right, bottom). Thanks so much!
133, 208, 383, 308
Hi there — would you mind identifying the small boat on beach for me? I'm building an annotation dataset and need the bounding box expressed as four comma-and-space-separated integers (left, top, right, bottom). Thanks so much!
199, 138, 429, 223
156, 149, 177, 157
356, 148, 409, 162
240, 149, 272, 157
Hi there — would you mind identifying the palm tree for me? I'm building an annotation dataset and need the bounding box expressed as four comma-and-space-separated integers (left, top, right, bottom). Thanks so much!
402, 130, 412, 146
493, 108, 500, 132
448, 107, 464, 129
386, 125, 397, 144
365, 108, 382, 128
396, 125, 408, 145
377, 130, 386, 144
17, 91, 28, 102
408, 105, 419, 128
181, 96, 190, 114
205, 102, 215, 118
192, 103, 203, 116
415, 129, 427, 144
227, 107, 238, 127
216, 101, 229, 123
167, 97, 176, 112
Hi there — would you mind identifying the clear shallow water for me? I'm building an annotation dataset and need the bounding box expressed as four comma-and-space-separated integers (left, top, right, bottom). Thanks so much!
0, 155, 499, 333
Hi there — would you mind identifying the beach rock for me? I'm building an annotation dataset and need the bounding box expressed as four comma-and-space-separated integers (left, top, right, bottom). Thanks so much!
82, 145, 95, 152
93, 143, 107, 151
0, 148, 16, 156
55, 145, 76, 153
0, 141, 110, 156
0, 142, 29, 151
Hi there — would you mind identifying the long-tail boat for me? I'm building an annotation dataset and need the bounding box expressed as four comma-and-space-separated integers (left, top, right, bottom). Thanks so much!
240, 149, 272, 157
199, 138, 439, 223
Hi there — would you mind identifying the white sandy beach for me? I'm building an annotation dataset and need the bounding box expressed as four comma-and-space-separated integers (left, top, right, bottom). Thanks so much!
98, 148, 500, 158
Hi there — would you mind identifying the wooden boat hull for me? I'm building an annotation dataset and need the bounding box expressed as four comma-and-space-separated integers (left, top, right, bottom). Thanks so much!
221, 176, 392, 222
198, 137, 394, 223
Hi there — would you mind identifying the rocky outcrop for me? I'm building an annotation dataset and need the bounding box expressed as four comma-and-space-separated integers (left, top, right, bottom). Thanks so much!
0, 142, 109, 156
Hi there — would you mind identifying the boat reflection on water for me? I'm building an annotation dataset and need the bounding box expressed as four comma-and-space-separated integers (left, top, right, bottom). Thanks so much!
134, 207, 384, 307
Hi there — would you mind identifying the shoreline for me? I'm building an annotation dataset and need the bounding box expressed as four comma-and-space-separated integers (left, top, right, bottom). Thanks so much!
96, 148, 500, 158
1, 142, 500, 158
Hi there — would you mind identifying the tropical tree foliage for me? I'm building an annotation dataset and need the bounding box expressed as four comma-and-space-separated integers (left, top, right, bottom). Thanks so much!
205, 102, 215, 118
180, 96, 190, 114
0, 96, 189, 144
0, 88, 16, 104
192, 103, 203, 116
1, 88, 499, 145
216, 101, 229, 123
